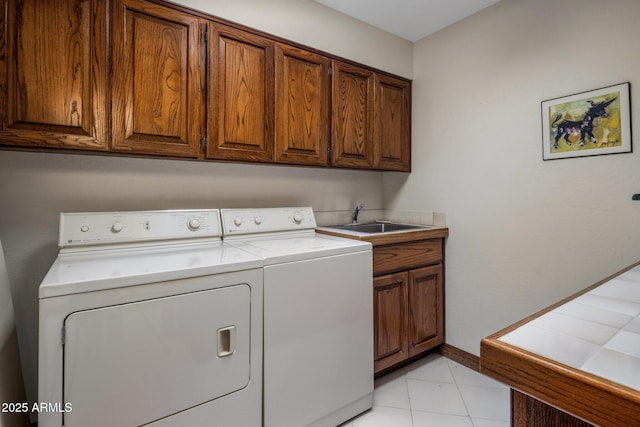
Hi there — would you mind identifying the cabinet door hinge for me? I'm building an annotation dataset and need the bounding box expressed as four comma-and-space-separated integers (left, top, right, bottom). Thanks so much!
200, 26, 208, 44
200, 134, 208, 151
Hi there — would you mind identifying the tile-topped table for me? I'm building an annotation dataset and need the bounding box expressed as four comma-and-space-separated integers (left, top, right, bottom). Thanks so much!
481, 261, 640, 427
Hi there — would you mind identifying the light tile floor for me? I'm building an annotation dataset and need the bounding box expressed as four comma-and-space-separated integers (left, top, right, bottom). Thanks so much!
341, 354, 510, 427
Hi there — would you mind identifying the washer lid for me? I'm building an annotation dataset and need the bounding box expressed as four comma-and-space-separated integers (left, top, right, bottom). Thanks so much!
229, 233, 371, 265
39, 241, 263, 298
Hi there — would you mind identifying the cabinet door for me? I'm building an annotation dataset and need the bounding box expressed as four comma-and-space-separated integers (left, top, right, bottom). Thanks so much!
111, 0, 204, 158
408, 264, 444, 357
374, 74, 411, 171
207, 24, 274, 162
275, 43, 330, 166
373, 272, 409, 374
331, 61, 374, 169
0, 0, 108, 150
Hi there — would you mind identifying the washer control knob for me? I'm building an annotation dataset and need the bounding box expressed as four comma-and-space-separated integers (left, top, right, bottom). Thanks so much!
80, 225, 89, 233
188, 218, 201, 231
254, 216, 262, 225
293, 213, 303, 224
234, 217, 243, 227
111, 222, 123, 233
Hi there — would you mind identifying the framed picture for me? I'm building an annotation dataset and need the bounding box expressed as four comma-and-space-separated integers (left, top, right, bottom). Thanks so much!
541, 82, 631, 160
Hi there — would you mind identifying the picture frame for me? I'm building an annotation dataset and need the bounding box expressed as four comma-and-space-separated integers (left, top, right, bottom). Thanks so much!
541, 82, 631, 160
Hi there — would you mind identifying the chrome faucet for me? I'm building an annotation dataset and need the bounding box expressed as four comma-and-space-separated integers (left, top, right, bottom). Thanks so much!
351, 204, 364, 223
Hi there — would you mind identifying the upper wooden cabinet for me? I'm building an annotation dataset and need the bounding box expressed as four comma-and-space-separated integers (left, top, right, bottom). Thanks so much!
374, 74, 411, 171
207, 24, 274, 162
0, 0, 108, 151
331, 62, 411, 171
110, 0, 204, 158
0, 0, 411, 170
275, 43, 330, 166
331, 61, 375, 169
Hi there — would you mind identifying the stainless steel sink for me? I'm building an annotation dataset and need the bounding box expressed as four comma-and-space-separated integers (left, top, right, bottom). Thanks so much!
329, 222, 431, 234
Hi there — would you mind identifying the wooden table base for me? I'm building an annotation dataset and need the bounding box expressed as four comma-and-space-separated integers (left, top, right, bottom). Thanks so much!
512, 390, 595, 427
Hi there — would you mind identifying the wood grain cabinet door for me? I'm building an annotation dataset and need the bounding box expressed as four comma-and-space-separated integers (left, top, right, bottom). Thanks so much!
330, 61, 374, 169
0, 0, 108, 150
111, 0, 204, 158
275, 43, 330, 166
207, 24, 274, 162
374, 74, 411, 171
373, 272, 409, 373
408, 264, 444, 357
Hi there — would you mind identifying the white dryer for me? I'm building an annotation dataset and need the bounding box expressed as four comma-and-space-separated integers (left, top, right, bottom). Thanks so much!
38, 210, 263, 427
221, 207, 373, 427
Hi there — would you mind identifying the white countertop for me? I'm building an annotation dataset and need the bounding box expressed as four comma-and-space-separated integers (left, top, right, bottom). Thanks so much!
499, 265, 640, 391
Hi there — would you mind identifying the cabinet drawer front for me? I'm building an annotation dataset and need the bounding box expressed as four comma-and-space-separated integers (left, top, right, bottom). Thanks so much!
373, 239, 442, 276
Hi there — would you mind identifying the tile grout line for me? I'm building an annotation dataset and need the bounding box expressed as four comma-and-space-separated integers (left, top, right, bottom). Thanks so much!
404, 371, 417, 427
446, 358, 476, 426
367, 356, 509, 426
448, 358, 513, 425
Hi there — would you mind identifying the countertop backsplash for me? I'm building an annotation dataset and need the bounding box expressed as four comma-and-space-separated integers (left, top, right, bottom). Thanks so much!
314, 209, 445, 228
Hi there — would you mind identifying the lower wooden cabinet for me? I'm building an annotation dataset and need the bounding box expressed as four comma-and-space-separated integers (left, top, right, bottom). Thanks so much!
373, 240, 444, 374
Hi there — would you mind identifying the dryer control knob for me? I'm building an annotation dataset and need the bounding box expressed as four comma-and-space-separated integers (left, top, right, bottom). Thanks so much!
254, 216, 263, 225
188, 218, 201, 231
111, 222, 123, 233
234, 217, 243, 227
293, 213, 303, 224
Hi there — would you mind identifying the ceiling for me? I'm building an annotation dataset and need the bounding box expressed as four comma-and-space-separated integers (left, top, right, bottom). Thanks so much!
313, 0, 500, 42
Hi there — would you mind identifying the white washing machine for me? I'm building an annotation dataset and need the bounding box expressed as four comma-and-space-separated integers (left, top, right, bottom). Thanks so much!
221, 207, 373, 427
38, 210, 263, 427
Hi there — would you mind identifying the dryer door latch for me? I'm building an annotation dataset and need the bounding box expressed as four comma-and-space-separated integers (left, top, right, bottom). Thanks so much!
217, 325, 237, 357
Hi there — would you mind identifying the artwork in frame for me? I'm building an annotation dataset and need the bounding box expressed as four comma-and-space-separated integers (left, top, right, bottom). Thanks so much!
541, 82, 631, 160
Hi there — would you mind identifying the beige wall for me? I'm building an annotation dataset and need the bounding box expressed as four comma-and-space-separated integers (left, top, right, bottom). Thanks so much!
384, 0, 640, 356
178, 0, 413, 78
0, 0, 412, 407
